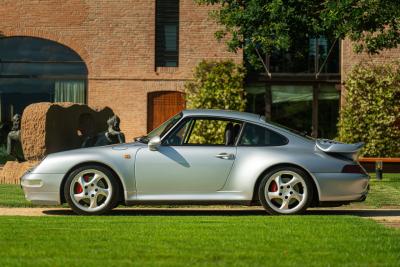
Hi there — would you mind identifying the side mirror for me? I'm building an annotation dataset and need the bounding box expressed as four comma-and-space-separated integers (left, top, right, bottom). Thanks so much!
148, 136, 161, 151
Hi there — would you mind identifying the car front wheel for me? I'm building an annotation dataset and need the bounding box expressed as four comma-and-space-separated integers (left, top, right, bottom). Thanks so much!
64, 165, 120, 215
259, 167, 313, 215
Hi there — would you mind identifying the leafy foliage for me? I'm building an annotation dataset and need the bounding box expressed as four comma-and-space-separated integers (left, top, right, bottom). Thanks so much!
187, 119, 231, 145
323, 0, 400, 54
196, 0, 400, 69
185, 60, 246, 144
338, 62, 400, 157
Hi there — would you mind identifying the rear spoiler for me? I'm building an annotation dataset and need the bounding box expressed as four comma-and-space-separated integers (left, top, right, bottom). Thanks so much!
315, 139, 364, 160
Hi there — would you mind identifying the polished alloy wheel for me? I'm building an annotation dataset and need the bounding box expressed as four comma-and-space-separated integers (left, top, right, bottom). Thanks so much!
69, 169, 113, 213
264, 170, 308, 214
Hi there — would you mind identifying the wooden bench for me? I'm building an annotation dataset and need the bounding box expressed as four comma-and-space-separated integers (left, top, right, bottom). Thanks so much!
358, 157, 400, 180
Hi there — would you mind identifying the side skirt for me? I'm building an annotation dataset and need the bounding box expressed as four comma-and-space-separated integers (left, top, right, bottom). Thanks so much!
125, 200, 252, 206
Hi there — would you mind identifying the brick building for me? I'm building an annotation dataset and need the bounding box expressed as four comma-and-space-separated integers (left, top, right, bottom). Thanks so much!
0, 0, 398, 145
244, 38, 399, 139
0, 0, 240, 142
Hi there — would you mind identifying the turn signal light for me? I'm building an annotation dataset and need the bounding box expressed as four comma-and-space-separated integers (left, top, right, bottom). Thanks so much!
342, 164, 366, 174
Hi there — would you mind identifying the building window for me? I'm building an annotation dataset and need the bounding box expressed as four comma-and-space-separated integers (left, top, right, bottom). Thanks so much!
271, 85, 314, 135
246, 84, 340, 139
317, 85, 340, 138
0, 36, 87, 152
248, 36, 339, 75
245, 35, 340, 139
155, 0, 179, 67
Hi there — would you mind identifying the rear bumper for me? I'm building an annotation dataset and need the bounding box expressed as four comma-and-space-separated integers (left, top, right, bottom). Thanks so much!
20, 172, 64, 205
314, 173, 369, 202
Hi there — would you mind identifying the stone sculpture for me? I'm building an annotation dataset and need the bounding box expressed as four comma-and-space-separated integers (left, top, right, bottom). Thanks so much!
7, 114, 24, 161
21, 102, 114, 161
82, 115, 125, 147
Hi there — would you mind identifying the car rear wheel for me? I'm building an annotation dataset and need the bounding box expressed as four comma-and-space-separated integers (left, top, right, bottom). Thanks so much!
64, 165, 120, 215
259, 167, 313, 215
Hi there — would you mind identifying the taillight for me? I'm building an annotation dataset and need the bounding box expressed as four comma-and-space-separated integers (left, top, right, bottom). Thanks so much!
342, 164, 366, 174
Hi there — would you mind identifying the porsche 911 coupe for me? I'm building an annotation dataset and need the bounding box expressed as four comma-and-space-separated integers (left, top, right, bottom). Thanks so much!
21, 109, 369, 215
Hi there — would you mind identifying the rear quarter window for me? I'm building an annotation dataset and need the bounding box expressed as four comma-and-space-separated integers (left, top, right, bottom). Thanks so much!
239, 123, 288, 146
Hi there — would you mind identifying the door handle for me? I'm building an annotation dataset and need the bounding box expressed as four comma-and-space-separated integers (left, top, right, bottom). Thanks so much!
215, 153, 235, 160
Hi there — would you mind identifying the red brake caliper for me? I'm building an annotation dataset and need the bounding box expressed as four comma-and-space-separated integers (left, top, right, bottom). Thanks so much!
269, 181, 278, 192
83, 174, 90, 182
74, 174, 90, 194
74, 183, 83, 194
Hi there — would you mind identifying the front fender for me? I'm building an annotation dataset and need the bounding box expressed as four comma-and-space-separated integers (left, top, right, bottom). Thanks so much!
32, 145, 143, 200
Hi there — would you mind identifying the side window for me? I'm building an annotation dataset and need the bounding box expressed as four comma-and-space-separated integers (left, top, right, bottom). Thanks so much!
239, 123, 288, 146
164, 118, 243, 146
164, 119, 191, 145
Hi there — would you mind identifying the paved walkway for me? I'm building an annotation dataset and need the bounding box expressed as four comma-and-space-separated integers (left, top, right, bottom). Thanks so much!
1, 207, 400, 228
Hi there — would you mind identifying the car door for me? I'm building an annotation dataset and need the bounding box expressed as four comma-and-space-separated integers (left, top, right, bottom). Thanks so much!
134, 117, 242, 196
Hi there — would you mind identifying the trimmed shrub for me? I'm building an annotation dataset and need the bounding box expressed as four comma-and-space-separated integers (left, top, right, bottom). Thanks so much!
338, 62, 400, 157
185, 60, 246, 144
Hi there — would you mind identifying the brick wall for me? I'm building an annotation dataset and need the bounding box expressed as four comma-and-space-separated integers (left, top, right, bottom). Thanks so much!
0, 0, 242, 140
341, 39, 400, 81
88, 80, 187, 139
340, 39, 400, 106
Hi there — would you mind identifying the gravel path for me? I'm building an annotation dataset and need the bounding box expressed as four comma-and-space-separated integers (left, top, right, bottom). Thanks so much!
0, 207, 400, 228
0, 207, 59, 216
369, 217, 400, 228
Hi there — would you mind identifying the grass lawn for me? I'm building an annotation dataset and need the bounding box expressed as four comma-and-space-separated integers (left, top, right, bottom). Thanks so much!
1, 173, 399, 208
0, 184, 35, 207
0, 215, 399, 266
354, 173, 400, 208
0, 174, 399, 266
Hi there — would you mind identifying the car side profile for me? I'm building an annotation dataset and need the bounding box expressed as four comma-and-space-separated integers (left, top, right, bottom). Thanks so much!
21, 109, 369, 215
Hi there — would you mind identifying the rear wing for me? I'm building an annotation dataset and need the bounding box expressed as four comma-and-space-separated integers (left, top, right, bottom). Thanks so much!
315, 139, 364, 160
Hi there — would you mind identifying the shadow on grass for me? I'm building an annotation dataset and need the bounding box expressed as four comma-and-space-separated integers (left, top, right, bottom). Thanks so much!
43, 208, 267, 216
42, 208, 400, 217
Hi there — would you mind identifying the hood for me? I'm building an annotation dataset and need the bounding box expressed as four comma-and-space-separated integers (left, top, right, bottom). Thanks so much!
47, 142, 145, 157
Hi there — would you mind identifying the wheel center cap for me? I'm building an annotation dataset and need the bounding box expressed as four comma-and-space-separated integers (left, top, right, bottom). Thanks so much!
282, 188, 289, 194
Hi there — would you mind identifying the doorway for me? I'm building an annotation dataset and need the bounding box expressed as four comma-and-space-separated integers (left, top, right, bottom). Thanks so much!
147, 91, 185, 132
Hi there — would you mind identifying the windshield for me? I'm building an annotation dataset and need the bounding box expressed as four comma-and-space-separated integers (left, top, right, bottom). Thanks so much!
137, 113, 183, 143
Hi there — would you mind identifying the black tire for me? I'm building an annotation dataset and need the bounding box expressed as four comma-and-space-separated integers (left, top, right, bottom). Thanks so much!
258, 166, 314, 215
64, 165, 120, 215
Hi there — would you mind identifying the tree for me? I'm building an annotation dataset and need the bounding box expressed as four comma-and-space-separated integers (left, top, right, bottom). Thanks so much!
338, 62, 400, 157
185, 60, 246, 111
185, 60, 246, 143
196, 0, 400, 69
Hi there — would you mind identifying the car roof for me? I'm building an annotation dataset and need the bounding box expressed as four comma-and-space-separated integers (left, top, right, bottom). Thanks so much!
181, 109, 264, 124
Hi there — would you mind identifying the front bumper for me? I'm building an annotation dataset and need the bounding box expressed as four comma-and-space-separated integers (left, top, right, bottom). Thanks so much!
20, 172, 64, 205
314, 173, 370, 202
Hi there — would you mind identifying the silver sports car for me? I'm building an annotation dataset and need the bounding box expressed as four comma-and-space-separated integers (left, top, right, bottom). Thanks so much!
21, 109, 369, 215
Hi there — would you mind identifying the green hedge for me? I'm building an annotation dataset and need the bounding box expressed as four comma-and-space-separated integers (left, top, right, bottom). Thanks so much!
185, 60, 246, 144
338, 62, 400, 157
